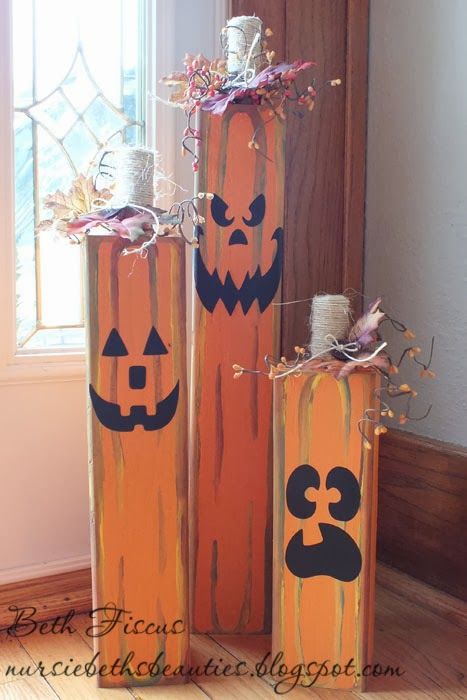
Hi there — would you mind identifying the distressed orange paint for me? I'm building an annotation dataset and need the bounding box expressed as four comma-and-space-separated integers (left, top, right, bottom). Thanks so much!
191, 106, 285, 633
273, 371, 380, 690
86, 234, 189, 687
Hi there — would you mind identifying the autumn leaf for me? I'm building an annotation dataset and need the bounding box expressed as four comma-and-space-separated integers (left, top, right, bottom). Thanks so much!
42, 174, 113, 223
337, 351, 390, 380
348, 297, 386, 348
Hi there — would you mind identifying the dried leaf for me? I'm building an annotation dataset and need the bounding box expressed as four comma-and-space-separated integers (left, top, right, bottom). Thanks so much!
337, 351, 389, 380
42, 175, 113, 224
348, 297, 385, 348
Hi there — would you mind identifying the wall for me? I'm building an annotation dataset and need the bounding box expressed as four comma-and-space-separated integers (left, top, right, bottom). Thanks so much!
0, 380, 89, 582
365, 0, 467, 446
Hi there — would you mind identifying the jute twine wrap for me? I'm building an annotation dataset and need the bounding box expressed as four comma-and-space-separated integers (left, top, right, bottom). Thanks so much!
309, 294, 351, 357
112, 147, 155, 207
225, 15, 265, 77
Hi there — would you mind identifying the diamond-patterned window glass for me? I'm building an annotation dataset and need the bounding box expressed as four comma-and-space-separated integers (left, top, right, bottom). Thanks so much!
13, 0, 146, 350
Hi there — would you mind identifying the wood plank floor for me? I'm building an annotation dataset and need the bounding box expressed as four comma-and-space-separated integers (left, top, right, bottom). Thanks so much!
0, 577, 465, 699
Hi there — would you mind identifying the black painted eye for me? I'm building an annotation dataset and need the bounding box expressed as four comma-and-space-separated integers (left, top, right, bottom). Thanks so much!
242, 194, 265, 227
286, 464, 320, 519
326, 467, 360, 521
211, 194, 234, 227
143, 327, 168, 356
102, 328, 128, 357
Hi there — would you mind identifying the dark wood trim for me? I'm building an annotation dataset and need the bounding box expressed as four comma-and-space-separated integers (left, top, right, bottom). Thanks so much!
0, 569, 92, 630
343, 0, 369, 312
378, 430, 467, 601
282, 0, 349, 354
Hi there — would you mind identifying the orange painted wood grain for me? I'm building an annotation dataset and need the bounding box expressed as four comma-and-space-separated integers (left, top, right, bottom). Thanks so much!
85, 234, 189, 687
272, 371, 380, 690
191, 106, 285, 633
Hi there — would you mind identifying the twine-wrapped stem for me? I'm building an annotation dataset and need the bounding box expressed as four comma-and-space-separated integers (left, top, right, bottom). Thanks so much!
309, 294, 351, 357
112, 147, 155, 207
224, 15, 265, 80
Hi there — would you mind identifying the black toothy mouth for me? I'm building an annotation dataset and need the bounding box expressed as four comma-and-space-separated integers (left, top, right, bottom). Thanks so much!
194, 225, 284, 315
89, 381, 179, 432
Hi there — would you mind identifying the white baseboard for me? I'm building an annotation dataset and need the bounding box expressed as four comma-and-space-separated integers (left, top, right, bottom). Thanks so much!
0, 554, 91, 586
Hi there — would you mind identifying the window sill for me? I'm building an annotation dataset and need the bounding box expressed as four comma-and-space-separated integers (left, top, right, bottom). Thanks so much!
0, 352, 86, 386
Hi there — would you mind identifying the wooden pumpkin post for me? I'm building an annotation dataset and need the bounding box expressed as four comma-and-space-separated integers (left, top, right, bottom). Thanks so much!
272, 369, 380, 691
191, 103, 285, 633
86, 233, 189, 687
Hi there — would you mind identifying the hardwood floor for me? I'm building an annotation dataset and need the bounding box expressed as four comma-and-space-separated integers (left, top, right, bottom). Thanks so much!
0, 570, 465, 698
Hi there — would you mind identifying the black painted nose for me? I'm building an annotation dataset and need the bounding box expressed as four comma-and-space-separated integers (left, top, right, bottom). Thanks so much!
129, 365, 146, 389
228, 229, 248, 246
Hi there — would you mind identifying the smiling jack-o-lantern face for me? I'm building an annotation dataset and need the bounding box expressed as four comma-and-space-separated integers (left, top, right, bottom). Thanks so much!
195, 192, 283, 315
89, 326, 179, 432
86, 235, 189, 685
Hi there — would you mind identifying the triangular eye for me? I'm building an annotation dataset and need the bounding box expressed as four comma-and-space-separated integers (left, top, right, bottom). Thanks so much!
143, 326, 168, 355
102, 328, 128, 356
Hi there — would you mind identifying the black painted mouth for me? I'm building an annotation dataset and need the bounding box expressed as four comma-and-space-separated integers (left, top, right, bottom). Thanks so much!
285, 523, 362, 582
89, 381, 179, 432
194, 225, 284, 315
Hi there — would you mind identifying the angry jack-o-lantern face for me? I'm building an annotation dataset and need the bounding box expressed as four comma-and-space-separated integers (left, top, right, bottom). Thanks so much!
195, 193, 284, 315
285, 464, 362, 582
89, 326, 179, 432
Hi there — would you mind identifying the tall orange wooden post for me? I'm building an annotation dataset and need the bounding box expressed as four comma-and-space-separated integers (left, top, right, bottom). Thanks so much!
86, 234, 189, 687
191, 105, 285, 633
273, 371, 379, 691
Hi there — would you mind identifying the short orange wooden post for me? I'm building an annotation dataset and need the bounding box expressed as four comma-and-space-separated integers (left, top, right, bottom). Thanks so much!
85, 234, 189, 687
191, 105, 285, 633
273, 371, 380, 691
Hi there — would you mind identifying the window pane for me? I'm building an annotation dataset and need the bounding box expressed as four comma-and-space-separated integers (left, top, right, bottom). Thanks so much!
13, 0, 146, 349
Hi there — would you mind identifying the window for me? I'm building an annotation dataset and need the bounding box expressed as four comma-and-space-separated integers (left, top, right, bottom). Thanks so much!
13, 0, 147, 351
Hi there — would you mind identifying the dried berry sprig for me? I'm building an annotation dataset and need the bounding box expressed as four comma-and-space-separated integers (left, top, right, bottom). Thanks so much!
233, 297, 435, 446
161, 46, 341, 169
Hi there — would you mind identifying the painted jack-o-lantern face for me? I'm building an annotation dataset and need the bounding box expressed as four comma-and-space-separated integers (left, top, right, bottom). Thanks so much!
285, 464, 362, 581
195, 193, 284, 315
89, 326, 179, 432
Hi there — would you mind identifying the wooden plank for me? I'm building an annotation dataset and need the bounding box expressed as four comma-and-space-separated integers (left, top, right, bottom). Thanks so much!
272, 371, 380, 690
72, 616, 207, 699
85, 235, 189, 687
191, 106, 285, 634
377, 563, 467, 630
282, 0, 348, 354
190, 634, 278, 698
130, 684, 209, 699
0, 630, 37, 685
19, 624, 133, 698
0, 569, 92, 630
378, 430, 467, 600
370, 590, 467, 699
0, 678, 57, 699
211, 634, 328, 698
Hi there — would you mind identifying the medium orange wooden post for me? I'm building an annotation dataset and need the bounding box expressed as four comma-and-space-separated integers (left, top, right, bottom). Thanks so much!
273, 371, 380, 691
191, 105, 285, 633
85, 234, 189, 687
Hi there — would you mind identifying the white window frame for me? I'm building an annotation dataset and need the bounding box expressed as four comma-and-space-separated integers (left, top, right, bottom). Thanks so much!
0, 0, 176, 384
